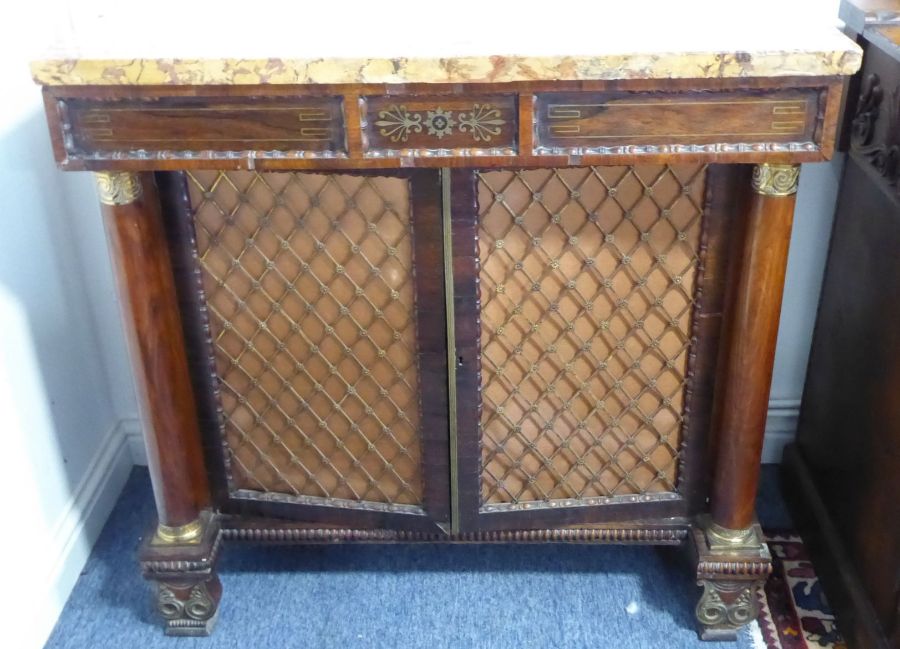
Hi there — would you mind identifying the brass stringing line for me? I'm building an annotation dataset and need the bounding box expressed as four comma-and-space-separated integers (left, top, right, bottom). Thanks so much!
441, 168, 460, 533
477, 165, 703, 503
189, 170, 423, 504
199, 172, 418, 503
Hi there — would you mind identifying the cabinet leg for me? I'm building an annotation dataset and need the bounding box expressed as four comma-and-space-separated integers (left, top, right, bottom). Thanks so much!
93, 171, 218, 634
139, 510, 223, 636
692, 163, 798, 639
692, 518, 771, 641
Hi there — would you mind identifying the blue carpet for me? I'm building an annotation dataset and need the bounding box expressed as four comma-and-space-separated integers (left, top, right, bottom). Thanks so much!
45, 467, 790, 648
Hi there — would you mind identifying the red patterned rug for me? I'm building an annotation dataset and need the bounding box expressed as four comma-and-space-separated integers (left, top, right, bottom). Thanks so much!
755, 533, 845, 649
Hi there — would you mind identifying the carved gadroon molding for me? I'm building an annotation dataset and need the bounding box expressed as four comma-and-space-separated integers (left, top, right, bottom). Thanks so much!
751, 163, 801, 196
94, 171, 143, 205
221, 526, 689, 544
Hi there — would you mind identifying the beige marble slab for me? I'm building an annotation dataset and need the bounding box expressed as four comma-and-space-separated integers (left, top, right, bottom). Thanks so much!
30, 0, 863, 86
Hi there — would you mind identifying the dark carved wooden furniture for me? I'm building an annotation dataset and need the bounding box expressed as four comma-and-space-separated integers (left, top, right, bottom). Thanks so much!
783, 2, 900, 648
31, 14, 860, 640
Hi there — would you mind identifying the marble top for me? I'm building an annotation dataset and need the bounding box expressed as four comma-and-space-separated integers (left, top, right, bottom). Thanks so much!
31, 0, 863, 86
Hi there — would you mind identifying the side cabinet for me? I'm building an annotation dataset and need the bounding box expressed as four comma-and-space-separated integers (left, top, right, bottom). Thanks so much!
31, 45, 858, 635
783, 13, 900, 649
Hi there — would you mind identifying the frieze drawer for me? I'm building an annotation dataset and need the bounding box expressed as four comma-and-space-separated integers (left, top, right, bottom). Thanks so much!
534, 89, 822, 154
59, 96, 346, 160
361, 95, 517, 157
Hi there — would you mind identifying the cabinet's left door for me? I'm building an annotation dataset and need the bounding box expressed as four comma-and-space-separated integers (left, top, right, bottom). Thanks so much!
159, 170, 450, 533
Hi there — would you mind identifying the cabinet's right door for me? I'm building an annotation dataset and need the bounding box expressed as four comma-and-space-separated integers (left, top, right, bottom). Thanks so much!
450, 164, 740, 531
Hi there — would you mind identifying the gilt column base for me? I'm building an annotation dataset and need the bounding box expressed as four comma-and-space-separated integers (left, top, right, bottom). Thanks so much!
139, 510, 223, 636
692, 516, 772, 641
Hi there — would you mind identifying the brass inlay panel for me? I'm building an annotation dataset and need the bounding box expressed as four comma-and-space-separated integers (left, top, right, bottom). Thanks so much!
476, 165, 705, 505
67, 98, 345, 154
81, 107, 334, 143
362, 95, 517, 157
374, 104, 506, 143
537, 92, 817, 147
189, 171, 424, 506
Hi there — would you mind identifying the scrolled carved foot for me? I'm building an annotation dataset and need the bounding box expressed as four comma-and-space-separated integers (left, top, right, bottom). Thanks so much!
139, 510, 223, 636
695, 580, 760, 641
156, 575, 222, 636
692, 516, 771, 642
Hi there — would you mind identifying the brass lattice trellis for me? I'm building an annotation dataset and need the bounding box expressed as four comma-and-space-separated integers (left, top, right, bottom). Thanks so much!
187, 170, 424, 508
477, 164, 706, 506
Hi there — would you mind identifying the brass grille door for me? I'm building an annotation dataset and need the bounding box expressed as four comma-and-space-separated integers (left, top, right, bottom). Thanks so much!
451, 165, 719, 531
183, 170, 449, 531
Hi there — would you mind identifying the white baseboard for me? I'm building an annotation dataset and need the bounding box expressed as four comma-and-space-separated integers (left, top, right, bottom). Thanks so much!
761, 398, 801, 464
34, 419, 135, 649
123, 417, 147, 466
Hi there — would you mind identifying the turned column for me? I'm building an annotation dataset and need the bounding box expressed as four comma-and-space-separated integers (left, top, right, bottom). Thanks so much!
95, 171, 210, 540
709, 162, 801, 538
693, 163, 799, 641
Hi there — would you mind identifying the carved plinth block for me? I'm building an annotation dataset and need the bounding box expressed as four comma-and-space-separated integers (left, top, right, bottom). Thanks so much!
156, 575, 222, 636
139, 510, 223, 636
692, 517, 772, 641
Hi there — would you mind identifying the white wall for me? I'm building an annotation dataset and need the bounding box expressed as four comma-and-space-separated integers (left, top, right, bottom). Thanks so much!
762, 159, 844, 461
0, 6, 136, 648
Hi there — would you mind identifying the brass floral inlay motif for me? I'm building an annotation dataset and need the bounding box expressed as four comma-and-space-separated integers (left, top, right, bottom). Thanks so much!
374, 105, 423, 142
375, 104, 505, 143
459, 104, 505, 142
